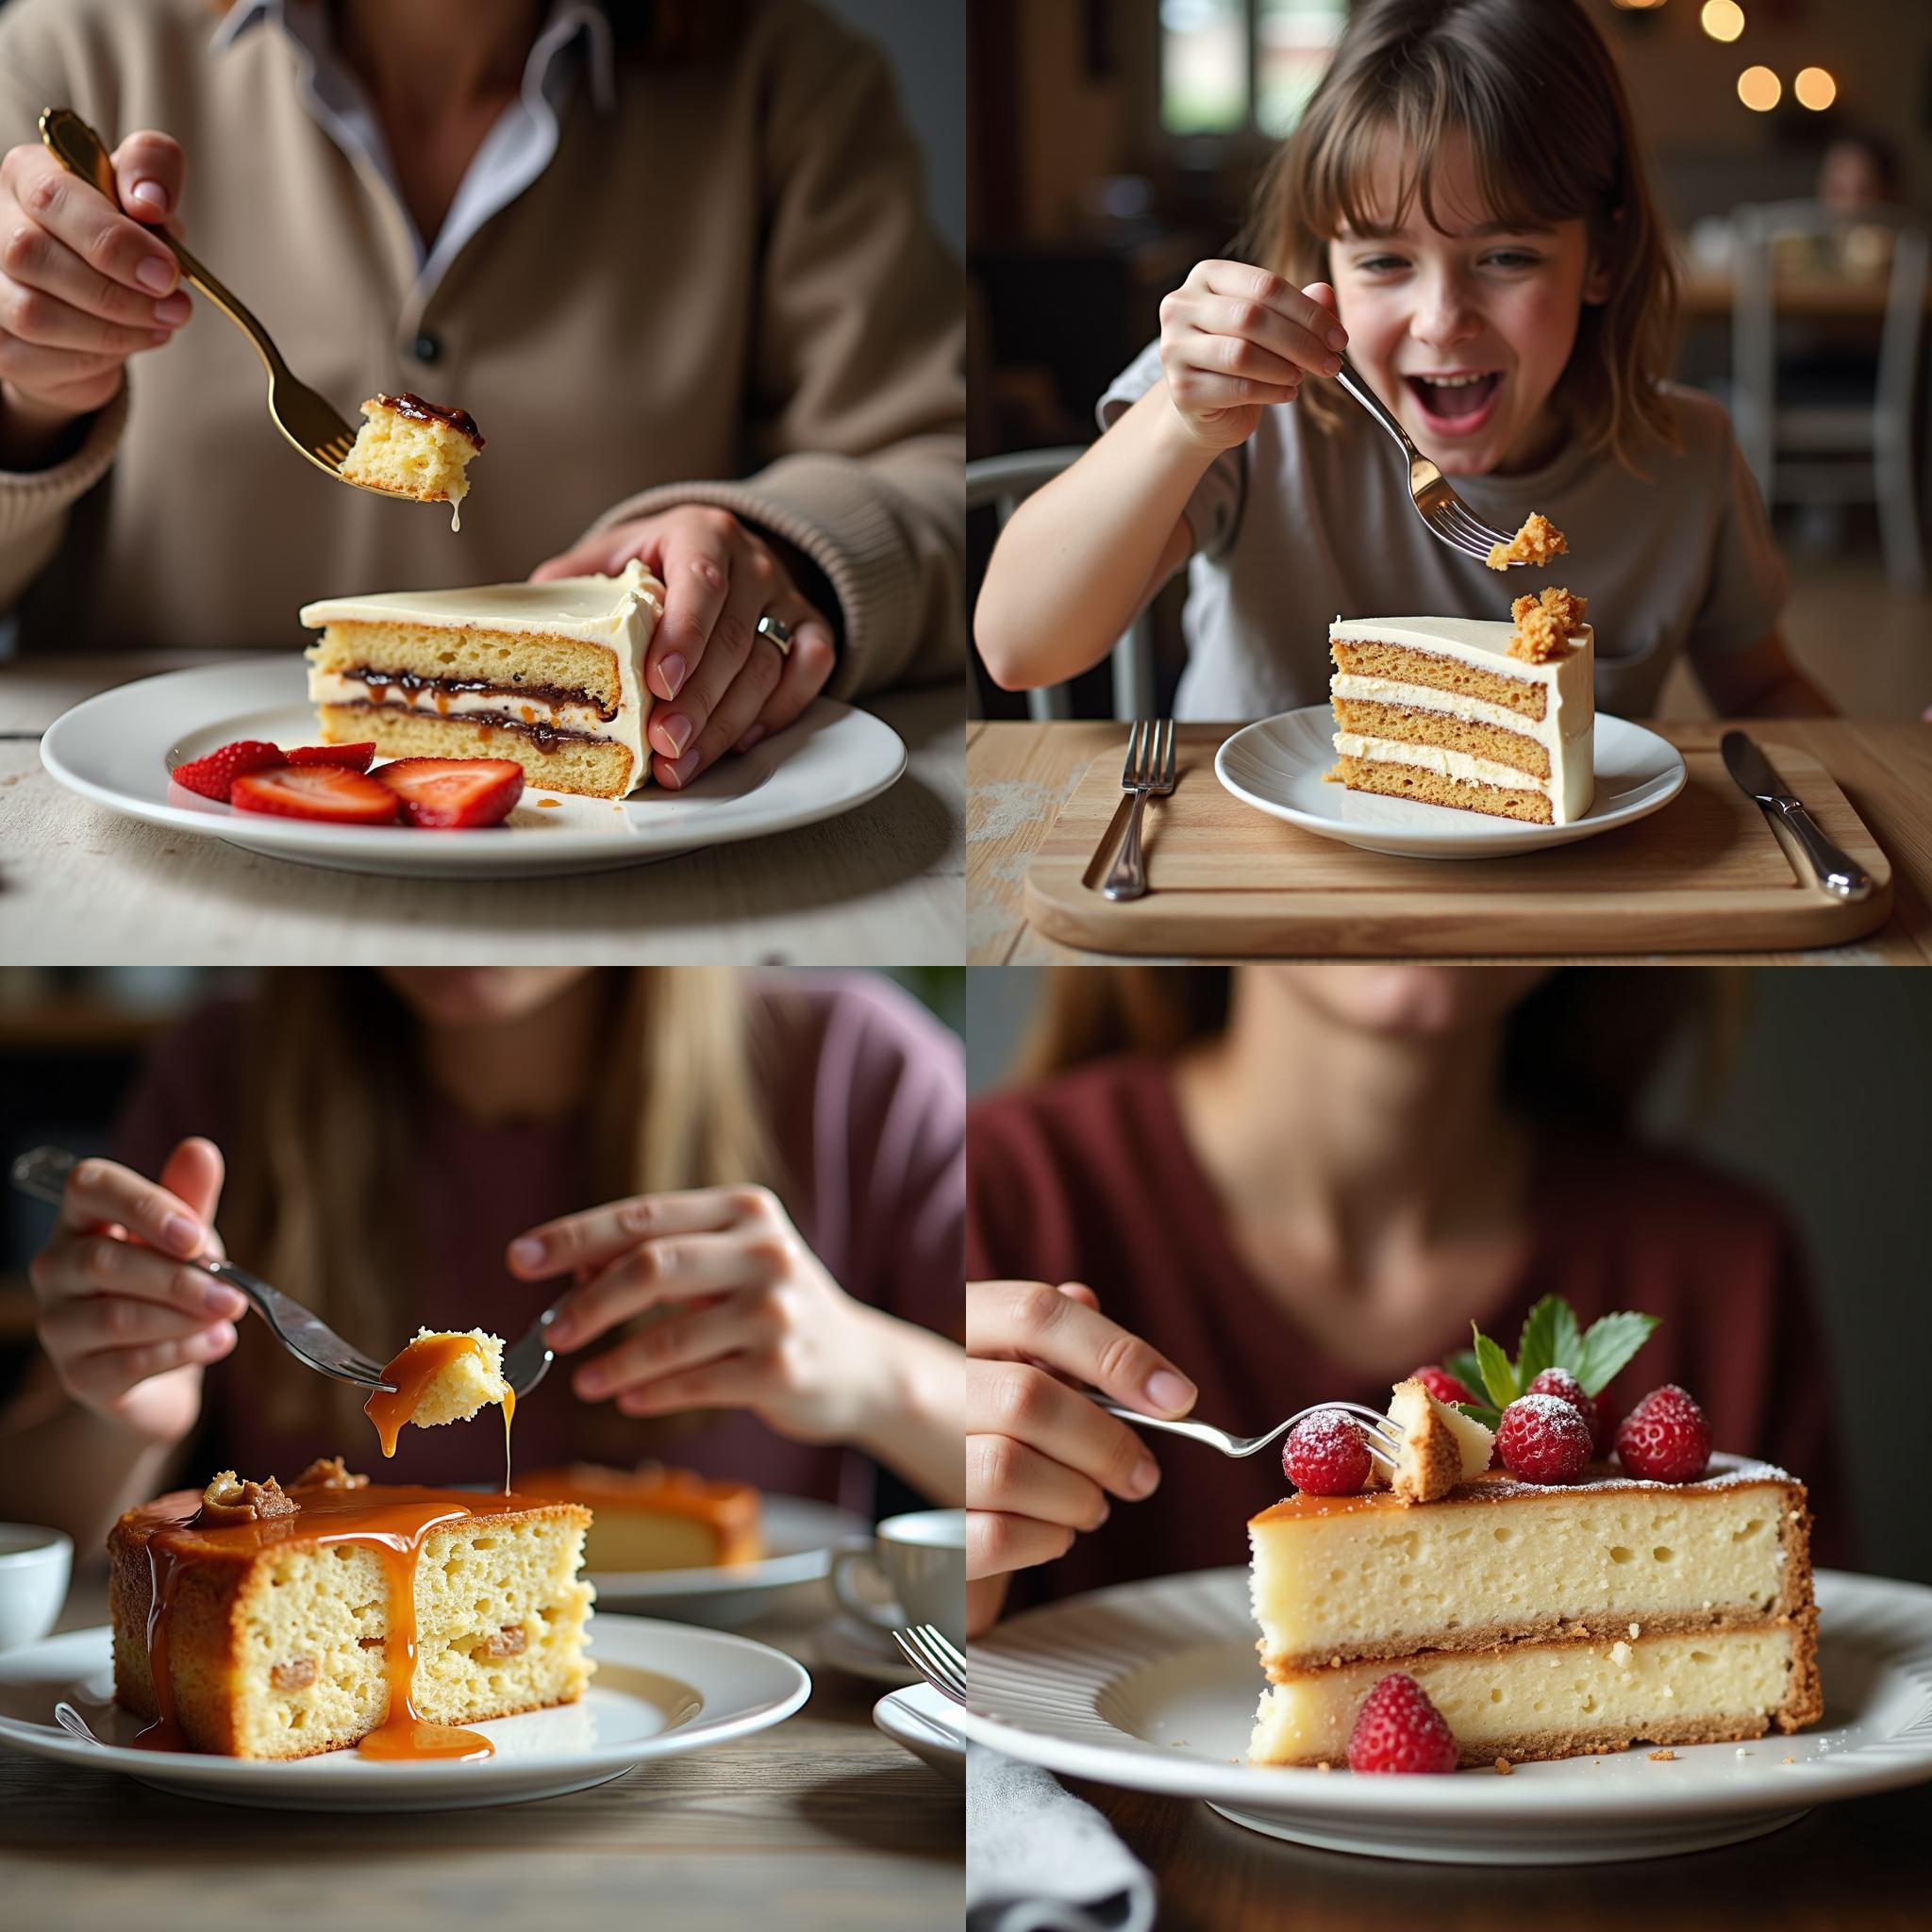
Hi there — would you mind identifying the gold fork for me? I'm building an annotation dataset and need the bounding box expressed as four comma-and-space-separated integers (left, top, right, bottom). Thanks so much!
40, 108, 360, 483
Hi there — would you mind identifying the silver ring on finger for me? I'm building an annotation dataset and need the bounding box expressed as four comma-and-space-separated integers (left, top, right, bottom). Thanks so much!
754, 612, 792, 658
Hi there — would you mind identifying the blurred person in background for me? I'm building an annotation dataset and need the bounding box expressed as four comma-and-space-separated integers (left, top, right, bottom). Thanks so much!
0, 0, 964, 789
964, 967, 1850, 1636
3, 968, 965, 1551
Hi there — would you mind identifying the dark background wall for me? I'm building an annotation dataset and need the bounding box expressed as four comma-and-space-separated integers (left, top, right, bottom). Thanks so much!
965, 967, 1932, 1587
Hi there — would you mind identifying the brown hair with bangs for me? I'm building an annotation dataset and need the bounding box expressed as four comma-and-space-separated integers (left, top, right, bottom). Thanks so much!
1241, 0, 1679, 472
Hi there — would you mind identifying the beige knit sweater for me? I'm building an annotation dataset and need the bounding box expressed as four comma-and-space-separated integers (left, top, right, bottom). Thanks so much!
0, 0, 964, 697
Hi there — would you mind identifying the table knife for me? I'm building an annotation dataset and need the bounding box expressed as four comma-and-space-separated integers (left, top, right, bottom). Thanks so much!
1720, 731, 1873, 901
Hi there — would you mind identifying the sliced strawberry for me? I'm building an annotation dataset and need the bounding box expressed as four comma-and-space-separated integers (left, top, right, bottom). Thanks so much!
230, 765, 400, 825
171, 740, 286, 802
286, 741, 376, 772
374, 758, 524, 828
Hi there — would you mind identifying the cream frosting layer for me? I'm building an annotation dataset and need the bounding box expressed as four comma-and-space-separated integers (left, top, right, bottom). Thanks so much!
1334, 731, 1553, 802
301, 561, 664, 794
1329, 615, 1595, 823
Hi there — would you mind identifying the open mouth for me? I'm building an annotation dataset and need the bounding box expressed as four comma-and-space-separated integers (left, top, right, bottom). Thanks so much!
1404, 371, 1504, 432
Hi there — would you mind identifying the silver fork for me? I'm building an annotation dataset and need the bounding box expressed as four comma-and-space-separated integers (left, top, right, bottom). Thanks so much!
1092, 1396, 1403, 1470
892, 1624, 968, 1706
41, 108, 360, 484
1101, 718, 1176, 902
1333, 356, 1525, 566
10, 1147, 395, 1391
500, 1296, 574, 1401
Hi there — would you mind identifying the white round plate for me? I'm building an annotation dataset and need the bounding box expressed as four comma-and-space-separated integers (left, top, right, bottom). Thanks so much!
1215, 705, 1686, 859
585, 1494, 870, 1626
0, 1612, 808, 1812
954, 1567, 1932, 1865
873, 1683, 966, 1784
812, 1614, 923, 1688
41, 658, 908, 879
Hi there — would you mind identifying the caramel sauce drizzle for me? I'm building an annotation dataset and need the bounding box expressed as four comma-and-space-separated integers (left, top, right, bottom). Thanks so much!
136, 1488, 496, 1762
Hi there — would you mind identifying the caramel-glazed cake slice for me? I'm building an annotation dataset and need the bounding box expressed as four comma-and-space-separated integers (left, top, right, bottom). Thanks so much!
1247, 1454, 1820, 1766
1326, 613, 1594, 825
301, 560, 665, 798
341, 392, 485, 528
108, 1462, 593, 1759
518, 1464, 763, 1572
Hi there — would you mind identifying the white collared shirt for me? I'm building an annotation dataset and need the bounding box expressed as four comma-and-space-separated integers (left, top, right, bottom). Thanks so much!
210, 0, 615, 313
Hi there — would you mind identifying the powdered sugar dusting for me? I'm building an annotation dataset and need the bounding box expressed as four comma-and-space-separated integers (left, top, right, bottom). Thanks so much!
1460, 1451, 1792, 1505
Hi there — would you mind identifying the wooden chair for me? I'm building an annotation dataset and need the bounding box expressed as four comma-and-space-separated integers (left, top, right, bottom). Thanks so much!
967, 446, 1158, 720
1730, 199, 1928, 590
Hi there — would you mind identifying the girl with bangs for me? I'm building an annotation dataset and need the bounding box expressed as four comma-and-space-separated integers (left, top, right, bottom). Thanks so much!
975, 0, 1834, 722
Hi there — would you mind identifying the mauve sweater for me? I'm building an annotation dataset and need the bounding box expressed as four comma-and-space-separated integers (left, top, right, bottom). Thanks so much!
111, 974, 963, 1517
968, 1058, 1855, 1604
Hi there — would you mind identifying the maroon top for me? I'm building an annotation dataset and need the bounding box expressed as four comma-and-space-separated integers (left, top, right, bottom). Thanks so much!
114, 974, 963, 1517
968, 1057, 1855, 1603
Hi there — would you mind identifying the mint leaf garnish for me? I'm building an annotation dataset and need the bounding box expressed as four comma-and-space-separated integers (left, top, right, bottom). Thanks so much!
1454, 1400, 1502, 1432
1444, 1347, 1484, 1395
1516, 1295, 1582, 1385
1472, 1324, 1520, 1409
1575, 1311, 1661, 1396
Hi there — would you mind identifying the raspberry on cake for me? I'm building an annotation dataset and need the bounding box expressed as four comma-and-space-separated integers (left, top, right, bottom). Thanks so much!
517, 1465, 763, 1572
108, 1463, 592, 1759
1326, 610, 1594, 824
340, 392, 485, 529
301, 560, 665, 799
1485, 509, 1568, 571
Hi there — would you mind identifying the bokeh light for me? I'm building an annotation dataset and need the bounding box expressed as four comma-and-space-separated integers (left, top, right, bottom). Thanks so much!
1701, 2, 1745, 42
1738, 66, 1782, 112
1794, 67, 1838, 111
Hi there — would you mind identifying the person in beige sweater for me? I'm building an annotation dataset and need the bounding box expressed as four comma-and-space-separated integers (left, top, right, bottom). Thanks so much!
0, 0, 963, 787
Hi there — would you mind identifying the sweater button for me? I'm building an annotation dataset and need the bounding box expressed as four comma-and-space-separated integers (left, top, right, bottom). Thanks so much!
412, 332, 441, 363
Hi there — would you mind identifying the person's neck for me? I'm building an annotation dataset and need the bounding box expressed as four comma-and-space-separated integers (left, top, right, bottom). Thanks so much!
336, 0, 542, 119
416, 973, 608, 1124
1174, 977, 1528, 1284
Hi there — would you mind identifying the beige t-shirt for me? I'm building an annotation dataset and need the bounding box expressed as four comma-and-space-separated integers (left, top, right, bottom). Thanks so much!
1097, 343, 1786, 720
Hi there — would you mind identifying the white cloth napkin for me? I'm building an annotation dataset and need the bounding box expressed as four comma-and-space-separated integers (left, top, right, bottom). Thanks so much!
966, 1745, 1157, 1932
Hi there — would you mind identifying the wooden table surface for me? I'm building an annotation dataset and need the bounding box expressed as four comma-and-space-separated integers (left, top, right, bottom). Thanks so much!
1074, 1773, 1931, 1931
0, 1578, 960, 1932
0, 653, 964, 966
967, 719, 1932, 963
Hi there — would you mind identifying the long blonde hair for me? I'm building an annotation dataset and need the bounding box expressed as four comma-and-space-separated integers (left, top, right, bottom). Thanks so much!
1242, 0, 1680, 472
219, 970, 774, 1443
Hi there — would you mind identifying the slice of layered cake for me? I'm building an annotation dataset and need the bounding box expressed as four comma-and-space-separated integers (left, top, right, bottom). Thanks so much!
302, 559, 665, 798
108, 1460, 593, 1759
1249, 1302, 1820, 1769
1326, 599, 1593, 825
341, 393, 486, 529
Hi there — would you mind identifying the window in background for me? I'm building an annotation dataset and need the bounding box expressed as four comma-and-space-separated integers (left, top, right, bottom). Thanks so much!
1160, 0, 1347, 141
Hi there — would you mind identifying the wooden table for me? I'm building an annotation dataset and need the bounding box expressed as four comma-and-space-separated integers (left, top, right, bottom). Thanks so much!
1074, 1774, 1931, 1931
0, 1578, 960, 1932
967, 719, 1932, 963
0, 653, 965, 965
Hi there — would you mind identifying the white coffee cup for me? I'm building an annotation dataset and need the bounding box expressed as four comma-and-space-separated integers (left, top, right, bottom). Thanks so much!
830, 1507, 965, 1642
0, 1524, 72, 1652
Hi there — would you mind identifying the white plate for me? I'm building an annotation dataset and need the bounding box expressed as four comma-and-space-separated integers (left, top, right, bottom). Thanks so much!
0, 1612, 808, 1812
812, 1614, 923, 1688
1215, 705, 1687, 859
873, 1683, 966, 1783
586, 1493, 870, 1626
41, 658, 908, 879
955, 1567, 1932, 1865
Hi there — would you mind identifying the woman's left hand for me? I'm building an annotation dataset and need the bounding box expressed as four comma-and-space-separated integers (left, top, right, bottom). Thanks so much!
529, 508, 838, 788
507, 1186, 894, 1442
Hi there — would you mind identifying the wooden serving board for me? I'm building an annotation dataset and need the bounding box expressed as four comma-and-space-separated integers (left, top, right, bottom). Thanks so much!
1021, 724, 1893, 957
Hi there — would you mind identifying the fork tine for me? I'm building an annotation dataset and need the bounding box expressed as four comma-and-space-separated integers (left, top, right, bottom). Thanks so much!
1426, 505, 1497, 562
1119, 719, 1142, 789
1440, 499, 1516, 553
1159, 718, 1176, 791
